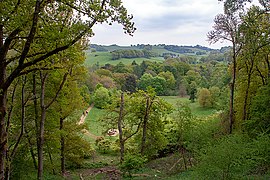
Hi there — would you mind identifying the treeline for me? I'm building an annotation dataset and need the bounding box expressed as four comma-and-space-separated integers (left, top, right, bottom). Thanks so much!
111, 49, 158, 60
90, 44, 108, 52
90, 43, 216, 54
164, 45, 195, 54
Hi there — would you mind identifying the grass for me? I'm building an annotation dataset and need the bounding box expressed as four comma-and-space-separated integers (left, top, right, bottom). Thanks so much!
84, 51, 164, 66
121, 153, 195, 179
84, 107, 106, 136
160, 96, 216, 117
84, 51, 112, 66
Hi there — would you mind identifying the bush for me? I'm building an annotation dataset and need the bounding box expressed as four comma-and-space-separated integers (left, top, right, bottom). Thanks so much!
193, 133, 270, 179
97, 139, 112, 154
197, 88, 212, 108
120, 154, 147, 177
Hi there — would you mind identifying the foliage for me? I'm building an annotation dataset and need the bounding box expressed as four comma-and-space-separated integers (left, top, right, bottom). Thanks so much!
197, 88, 212, 108
111, 49, 157, 60
245, 83, 270, 136
97, 139, 112, 154
138, 73, 167, 95
163, 101, 193, 154
120, 154, 147, 177
92, 86, 111, 109
193, 133, 270, 179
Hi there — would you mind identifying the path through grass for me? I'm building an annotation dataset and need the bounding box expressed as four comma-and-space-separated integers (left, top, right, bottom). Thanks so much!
84, 107, 106, 137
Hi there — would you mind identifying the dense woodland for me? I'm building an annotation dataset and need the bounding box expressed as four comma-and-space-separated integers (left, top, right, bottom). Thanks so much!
0, 0, 270, 179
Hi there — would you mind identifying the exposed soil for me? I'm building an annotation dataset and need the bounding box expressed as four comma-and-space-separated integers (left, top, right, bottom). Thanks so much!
78, 166, 121, 180
78, 103, 94, 125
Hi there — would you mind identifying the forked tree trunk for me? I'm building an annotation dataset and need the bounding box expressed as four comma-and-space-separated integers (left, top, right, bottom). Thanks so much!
37, 71, 68, 180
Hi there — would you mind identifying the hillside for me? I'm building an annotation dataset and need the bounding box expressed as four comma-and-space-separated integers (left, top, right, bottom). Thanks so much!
85, 44, 225, 66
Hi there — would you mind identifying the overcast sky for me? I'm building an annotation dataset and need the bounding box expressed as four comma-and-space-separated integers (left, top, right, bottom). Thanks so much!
90, 0, 231, 49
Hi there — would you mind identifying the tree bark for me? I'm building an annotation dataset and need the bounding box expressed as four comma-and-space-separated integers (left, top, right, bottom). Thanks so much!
25, 129, 37, 169
118, 93, 125, 163
5, 77, 27, 180
37, 71, 68, 179
141, 96, 150, 155
229, 44, 237, 134
38, 72, 48, 180
0, 63, 7, 180
242, 59, 254, 121
60, 118, 65, 175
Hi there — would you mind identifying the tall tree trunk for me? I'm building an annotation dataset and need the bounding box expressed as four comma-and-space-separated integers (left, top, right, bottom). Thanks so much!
141, 96, 150, 155
33, 74, 39, 144
265, 54, 270, 83
0, 63, 7, 180
242, 60, 254, 121
37, 71, 68, 179
5, 77, 27, 180
46, 143, 56, 175
118, 93, 124, 163
25, 129, 37, 169
60, 118, 65, 175
4, 81, 18, 180
229, 46, 237, 134
38, 73, 48, 180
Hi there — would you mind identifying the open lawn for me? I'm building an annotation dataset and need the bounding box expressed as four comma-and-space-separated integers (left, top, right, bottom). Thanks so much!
160, 96, 216, 117
84, 107, 106, 136
84, 96, 216, 139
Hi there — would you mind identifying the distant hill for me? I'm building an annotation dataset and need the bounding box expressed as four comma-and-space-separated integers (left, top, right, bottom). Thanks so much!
89, 44, 217, 56
85, 44, 231, 66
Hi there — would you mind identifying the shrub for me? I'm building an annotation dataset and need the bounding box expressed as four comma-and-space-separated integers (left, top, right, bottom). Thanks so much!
120, 154, 147, 177
193, 134, 258, 179
197, 88, 212, 108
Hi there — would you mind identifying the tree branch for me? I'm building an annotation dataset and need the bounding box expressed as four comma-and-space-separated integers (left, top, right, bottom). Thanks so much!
45, 71, 69, 109
18, 0, 41, 66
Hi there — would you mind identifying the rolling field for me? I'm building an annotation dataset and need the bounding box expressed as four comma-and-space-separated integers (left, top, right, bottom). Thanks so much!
84, 51, 165, 66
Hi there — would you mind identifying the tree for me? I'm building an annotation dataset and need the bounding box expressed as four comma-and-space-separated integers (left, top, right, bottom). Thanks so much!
198, 88, 212, 108
208, 9, 242, 134
247, 83, 270, 136
188, 81, 197, 103
158, 71, 176, 94
92, 86, 111, 109
209, 86, 221, 108
0, 1, 135, 178
236, 6, 270, 122
122, 74, 137, 93
102, 88, 172, 160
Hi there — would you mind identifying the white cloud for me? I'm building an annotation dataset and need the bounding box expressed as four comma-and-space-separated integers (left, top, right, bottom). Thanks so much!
91, 0, 231, 49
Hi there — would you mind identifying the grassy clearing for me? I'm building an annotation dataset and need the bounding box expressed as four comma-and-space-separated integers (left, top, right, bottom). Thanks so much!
84, 51, 164, 66
160, 96, 216, 117
84, 51, 112, 66
84, 107, 106, 136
